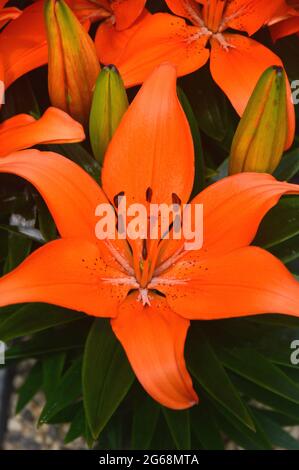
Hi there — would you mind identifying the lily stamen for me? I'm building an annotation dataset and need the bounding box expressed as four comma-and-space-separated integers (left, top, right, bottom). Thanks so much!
213, 32, 236, 51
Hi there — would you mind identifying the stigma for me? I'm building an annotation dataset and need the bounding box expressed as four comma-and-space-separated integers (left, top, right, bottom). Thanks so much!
137, 288, 152, 306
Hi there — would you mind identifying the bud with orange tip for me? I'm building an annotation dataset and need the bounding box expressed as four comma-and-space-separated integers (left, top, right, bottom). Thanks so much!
44, 0, 100, 126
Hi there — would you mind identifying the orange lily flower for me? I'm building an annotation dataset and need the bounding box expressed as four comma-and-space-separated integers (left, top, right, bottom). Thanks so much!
0, 64, 299, 409
269, 0, 299, 41
96, 0, 295, 147
0, 107, 85, 158
0, 0, 21, 29
66, 0, 146, 28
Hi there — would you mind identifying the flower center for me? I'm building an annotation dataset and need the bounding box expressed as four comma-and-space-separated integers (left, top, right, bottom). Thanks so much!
137, 288, 152, 306
185, 0, 239, 50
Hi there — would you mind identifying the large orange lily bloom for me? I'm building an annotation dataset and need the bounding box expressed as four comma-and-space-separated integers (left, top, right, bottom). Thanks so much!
66, 0, 146, 28
0, 64, 299, 409
269, 0, 299, 41
0, 107, 85, 158
95, 0, 295, 147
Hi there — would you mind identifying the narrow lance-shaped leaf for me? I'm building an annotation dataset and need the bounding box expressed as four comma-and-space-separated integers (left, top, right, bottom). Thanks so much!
82, 319, 134, 439
162, 408, 191, 450
186, 327, 254, 430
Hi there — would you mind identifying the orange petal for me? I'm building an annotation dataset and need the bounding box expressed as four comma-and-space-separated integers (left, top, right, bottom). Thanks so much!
102, 63, 194, 207
112, 0, 146, 30
156, 173, 299, 267
0, 107, 85, 157
270, 16, 299, 41
0, 149, 132, 270
65, 0, 111, 22
0, 55, 4, 109
111, 292, 198, 409
193, 173, 299, 255
210, 34, 295, 149
0, 6, 21, 29
0, 150, 104, 239
222, 0, 286, 36
152, 246, 299, 320
0, 238, 134, 317
0, 1, 47, 89
110, 13, 210, 88
166, 0, 202, 22
95, 9, 151, 65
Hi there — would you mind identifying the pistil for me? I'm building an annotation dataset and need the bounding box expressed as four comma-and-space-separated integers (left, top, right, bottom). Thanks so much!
137, 288, 152, 306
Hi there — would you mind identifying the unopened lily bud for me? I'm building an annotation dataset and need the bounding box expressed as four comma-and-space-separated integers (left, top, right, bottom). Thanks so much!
89, 65, 128, 164
44, 0, 100, 126
229, 66, 288, 175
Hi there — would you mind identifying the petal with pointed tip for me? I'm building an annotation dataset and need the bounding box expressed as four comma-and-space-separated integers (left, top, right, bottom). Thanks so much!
166, 0, 201, 22
112, 0, 146, 30
0, 150, 104, 239
153, 247, 299, 320
102, 63, 194, 207
210, 34, 295, 148
111, 13, 210, 88
190, 173, 299, 256
95, 10, 151, 65
156, 173, 299, 266
222, 0, 286, 36
0, 6, 21, 29
0, 107, 85, 157
0, 238, 134, 317
270, 16, 299, 41
111, 292, 198, 409
0, 1, 47, 89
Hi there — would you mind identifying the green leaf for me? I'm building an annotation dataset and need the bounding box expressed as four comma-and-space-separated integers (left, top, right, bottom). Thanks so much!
42, 352, 66, 399
270, 233, 299, 264
187, 327, 254, 430
6, 319, 91, 361
39, 357, 82, 425
0, 74, 40, 120
220, 348, 299, 404
16, 361, 43, 414
191, 404, 224, 450
254, 196, 299, 249
64, 405, 86, 444
215, 404, 272, 450
131, 394, 160, 450
232, 374, 299, 422
0, 303, 83, 342
46, 402, 81, 424
252, 409, 299, 450
34, 194, 57, 242
163, 408, 191, 450
82, 319, 135, 439
48, 143, 100, 181
180, 66, 237, 149
177, 87, 205, 194
274, 147, 299, 181
250, 313, 299, 329
205, 318, 298, 370
4, 231, 32, 272
0, 224, 45, 244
